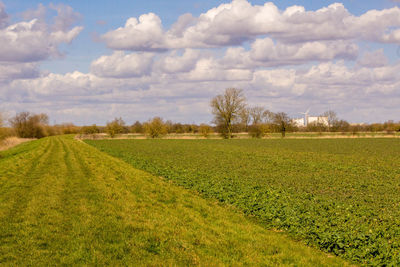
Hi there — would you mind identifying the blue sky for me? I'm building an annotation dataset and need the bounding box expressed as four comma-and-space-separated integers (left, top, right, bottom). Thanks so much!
1, 0, 400, 124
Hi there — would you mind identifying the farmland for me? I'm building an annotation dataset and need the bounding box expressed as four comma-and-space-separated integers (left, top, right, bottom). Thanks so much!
0, 136, 348, 265
87, 138, 400, 265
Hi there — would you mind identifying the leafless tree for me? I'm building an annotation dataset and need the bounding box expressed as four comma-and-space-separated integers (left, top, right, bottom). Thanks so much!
211, 88, 247, 138
249, 106, 265, 125
322, 110, 338, 131
239, 108, 251, 132
273, 112, 292, 137
262, 110, 275, 123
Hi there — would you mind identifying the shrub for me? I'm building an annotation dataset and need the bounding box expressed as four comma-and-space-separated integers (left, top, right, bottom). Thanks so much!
131, 121, 144, 134
81, 124, 100, 135
248, 124, 269, 138
106, 118, 125, 138
144, 117, 167, 138
60, 123, 80, 134
0, 128, 12, 141
199, 124, 213, 138
9, 112, 49, 138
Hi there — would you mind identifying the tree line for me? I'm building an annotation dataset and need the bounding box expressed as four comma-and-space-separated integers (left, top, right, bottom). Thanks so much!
209, 88, 400, 138
1, 88, 399, 140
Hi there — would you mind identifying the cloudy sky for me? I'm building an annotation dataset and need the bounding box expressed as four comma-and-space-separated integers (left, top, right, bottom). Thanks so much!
1, 0, 400, 125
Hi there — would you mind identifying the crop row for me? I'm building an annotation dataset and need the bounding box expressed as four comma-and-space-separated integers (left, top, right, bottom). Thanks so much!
86, 138, 400, 265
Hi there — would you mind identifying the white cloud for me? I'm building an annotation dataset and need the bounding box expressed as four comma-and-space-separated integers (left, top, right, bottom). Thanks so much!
4, 59, 400, 124
91, 51, 154, 78
154, 49, 201, 74
49, 3, 82, 32
101, 13, 165, 51
0, 62, 39, 82
101, 0, 400, 51
221, 38, 358, 68
357, 49, 388, 68
0, 2, 83, 84
0, 3, 83, 63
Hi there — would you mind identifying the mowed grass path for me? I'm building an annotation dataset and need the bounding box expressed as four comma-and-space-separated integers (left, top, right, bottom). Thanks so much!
0, 136, 348, 266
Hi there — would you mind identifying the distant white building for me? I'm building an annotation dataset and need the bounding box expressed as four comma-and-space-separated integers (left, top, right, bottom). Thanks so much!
292, 118, 305, 127
292, 115, 329, 127
308, 116, 329, 126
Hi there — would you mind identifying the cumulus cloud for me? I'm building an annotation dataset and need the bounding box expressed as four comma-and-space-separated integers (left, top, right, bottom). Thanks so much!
0, 2, 83, 85
102, 13, 165, 51
101, 0, 400, 51
91, 52, 154, 78
4, 57, 400, 124
357, 49, 388, 68
220, 38, 358, 68
154, 49, 201, 74
0, 62, 40, 82
0, 3, 83, 63
182, 57, 253, 81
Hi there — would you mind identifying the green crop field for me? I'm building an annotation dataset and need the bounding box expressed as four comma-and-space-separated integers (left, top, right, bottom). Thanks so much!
86, 138, 400, 266
0, 136, 348, 265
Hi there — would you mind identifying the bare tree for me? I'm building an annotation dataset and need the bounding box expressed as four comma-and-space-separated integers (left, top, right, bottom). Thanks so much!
249, 106, 265, 125
211, 88, 247, 139
239, 108, 251, 132
322, 110, 338, 131
262, 110, 275, 123
273, 112, 292, 137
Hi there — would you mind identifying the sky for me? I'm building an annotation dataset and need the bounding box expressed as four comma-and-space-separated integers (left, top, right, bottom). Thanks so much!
1, 0, 400, 125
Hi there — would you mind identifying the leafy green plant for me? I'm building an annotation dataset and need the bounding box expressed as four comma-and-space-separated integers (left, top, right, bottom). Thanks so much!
87, 138, 400, 266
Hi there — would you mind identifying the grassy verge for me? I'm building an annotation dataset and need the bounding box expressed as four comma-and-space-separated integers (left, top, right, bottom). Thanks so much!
0, 136, 349, 265
0, 137, 34, 151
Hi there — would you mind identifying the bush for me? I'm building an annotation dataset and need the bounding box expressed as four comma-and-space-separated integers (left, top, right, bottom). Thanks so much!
10, 112, 49, 139
60, 123, 80, 134
81, 125, 100, 135
106, 118, 125, 138
199, 124, 212, 138
131, 121, 144, 134
306, 122, 328, 133
249, 123, 269, 138
0, 127, 13, 141
144, 117, 167, 138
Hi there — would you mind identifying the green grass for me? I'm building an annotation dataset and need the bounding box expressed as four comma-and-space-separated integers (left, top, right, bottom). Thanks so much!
0, 136, 348, 265
86, 138, 400, 266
